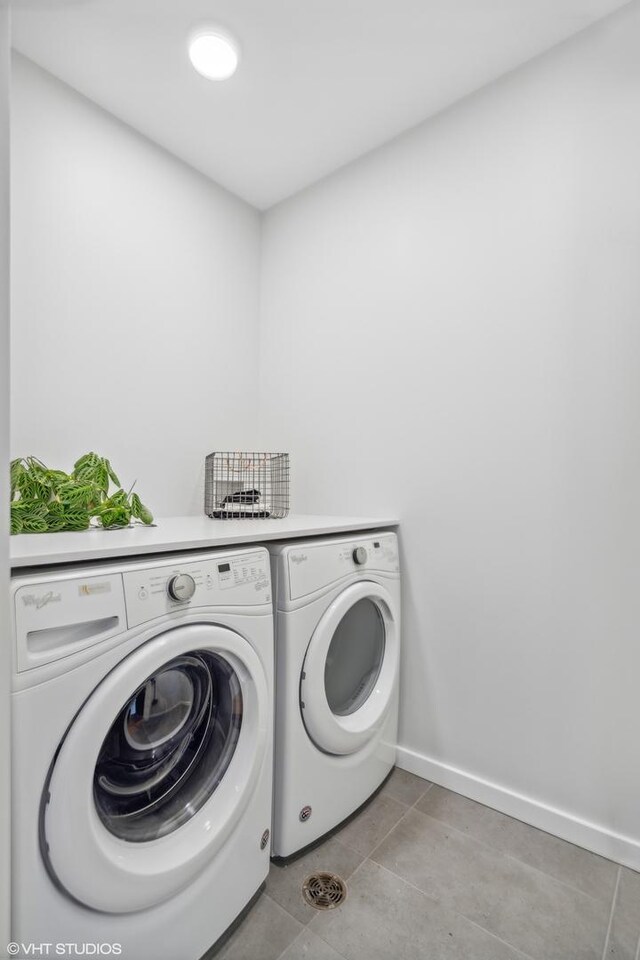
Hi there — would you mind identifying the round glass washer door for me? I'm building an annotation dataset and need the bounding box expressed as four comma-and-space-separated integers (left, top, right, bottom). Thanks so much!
93, 650, 242, 843
42, 622, 269, 914
300, 582, 399, 756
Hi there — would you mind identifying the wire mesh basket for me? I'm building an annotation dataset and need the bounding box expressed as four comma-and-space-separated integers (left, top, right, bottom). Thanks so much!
204, 452, 290, 520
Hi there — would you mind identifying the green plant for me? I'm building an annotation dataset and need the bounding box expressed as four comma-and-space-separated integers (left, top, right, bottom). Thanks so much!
10, 453, 153, 534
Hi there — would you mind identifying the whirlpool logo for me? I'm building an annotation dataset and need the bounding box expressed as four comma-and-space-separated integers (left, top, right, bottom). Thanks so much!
290, 553, 308, 565
21, 591, 62, 610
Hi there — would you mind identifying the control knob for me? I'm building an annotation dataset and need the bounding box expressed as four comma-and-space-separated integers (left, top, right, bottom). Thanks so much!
352, 547, 368, 565
167, 573, 196, 603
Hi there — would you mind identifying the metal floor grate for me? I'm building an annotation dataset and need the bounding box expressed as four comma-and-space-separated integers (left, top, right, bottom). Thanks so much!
302, 872, 347, 910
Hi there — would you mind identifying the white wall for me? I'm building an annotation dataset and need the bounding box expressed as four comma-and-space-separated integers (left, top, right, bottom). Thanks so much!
0, 3, 10, 949
260, 4, 640, 866
11, 53, 262, 516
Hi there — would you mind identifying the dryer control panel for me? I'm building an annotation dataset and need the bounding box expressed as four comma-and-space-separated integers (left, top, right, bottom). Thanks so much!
286, 533, 398, 601
124, 550, 271, 627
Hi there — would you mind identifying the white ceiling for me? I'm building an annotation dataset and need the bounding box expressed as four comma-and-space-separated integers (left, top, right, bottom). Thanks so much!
11, 0, 629, 209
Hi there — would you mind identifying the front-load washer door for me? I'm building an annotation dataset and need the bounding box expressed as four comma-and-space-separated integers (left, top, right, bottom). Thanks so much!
300, 582, 399, 756
42, 623, 269, 914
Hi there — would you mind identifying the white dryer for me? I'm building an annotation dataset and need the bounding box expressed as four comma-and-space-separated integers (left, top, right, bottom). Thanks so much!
270, 532, 400, 858
10, 547, 274, 960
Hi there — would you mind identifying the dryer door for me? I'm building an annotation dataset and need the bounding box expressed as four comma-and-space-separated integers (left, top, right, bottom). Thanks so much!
43, 622, 269, 913
300, 582, 399, 756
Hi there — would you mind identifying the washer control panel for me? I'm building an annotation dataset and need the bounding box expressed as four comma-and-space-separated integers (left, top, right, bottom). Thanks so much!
124, 550, 271, 627
287, 534, 398, 601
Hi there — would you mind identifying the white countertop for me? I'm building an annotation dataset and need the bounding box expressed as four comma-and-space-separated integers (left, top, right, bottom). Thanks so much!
10, 514, 398, 569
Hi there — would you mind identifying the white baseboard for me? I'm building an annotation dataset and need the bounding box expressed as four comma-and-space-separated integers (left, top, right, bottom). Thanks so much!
396, 745, 640, 872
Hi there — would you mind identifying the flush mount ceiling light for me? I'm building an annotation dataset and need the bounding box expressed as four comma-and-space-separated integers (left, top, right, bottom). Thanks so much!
188, 28, 240, 81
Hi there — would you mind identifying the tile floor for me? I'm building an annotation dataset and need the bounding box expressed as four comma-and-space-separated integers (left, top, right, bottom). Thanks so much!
216, 769, 640, 960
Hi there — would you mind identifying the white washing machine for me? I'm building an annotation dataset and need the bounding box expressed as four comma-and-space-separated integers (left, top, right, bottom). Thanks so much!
270, 531, 400, 858
10, 547, 274, 960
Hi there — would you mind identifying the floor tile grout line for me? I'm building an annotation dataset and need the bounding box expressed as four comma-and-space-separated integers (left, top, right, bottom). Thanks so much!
310, 786, 429, 882
362, 857, 441, 903
601, 866, 621, 960
411, 781, 434, 809
370, 859, 538, 960
336, 773, 433, 860
335, 796, 411, 860
403, 800, 617, 908
348, 779, 435, 862
359, 789, 427, 861
263, 883, 309, 929
282, 925, 351, 960
376, 781, 433, 815
463, 915, 538, 960
306, 928, 352, 960
218, 891, 304, 960
262, 891, 307, 936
